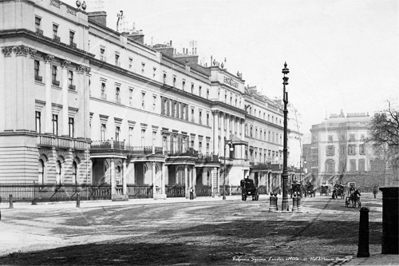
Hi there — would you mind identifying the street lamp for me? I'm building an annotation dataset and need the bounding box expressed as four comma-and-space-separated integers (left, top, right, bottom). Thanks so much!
223, 137, 234, 200
282, 62, 289, 211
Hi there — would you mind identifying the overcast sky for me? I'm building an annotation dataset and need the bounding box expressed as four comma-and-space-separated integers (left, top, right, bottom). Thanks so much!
66, 0, 399, 134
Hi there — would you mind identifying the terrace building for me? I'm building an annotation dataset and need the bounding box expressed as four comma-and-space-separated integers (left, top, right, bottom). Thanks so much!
0, 0, 302, 200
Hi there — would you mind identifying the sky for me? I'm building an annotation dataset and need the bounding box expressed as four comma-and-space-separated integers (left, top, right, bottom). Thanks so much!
67, 0, 399, 135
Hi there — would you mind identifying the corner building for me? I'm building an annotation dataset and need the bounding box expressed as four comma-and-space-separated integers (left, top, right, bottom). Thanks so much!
0, 0, 301, 200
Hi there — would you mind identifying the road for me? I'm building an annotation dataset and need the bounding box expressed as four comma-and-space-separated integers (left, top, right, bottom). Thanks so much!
0, 193, 383, 265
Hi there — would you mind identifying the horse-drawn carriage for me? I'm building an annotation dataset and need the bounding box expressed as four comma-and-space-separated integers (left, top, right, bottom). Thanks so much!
240, 178, 259, 201
320, 185, 330, 196
332, 184, 345, 199
345, 182, 361, 208
304, 182, 316, 197
290, 182, 302, 198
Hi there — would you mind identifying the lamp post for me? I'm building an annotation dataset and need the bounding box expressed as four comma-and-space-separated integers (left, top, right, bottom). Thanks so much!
223, 136, 233, 200
282, 62, 289, 211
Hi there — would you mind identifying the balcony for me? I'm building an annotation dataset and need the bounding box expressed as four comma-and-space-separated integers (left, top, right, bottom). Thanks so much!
91, 140, 163, 156
167, 148, 198, 157
36, 29, 43, 35
70, 42, 77, 49
196, 152, 219, 163
52, 80, 60, 86
69, 84, 76, 90
37, 135, 89, 150
53, 36, 60, 43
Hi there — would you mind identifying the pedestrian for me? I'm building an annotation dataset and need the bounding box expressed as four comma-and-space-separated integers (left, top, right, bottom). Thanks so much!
372, 185, 378, 198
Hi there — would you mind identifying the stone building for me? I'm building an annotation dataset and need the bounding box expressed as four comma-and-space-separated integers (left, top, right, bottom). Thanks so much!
0, 0, 302, 200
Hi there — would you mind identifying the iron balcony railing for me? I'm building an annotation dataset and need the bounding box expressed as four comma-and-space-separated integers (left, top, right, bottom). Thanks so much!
91, 140, 163, 156
37, 135, 88, 150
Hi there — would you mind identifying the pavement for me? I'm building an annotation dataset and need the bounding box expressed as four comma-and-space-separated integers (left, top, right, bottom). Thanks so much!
1, 194, 398, 265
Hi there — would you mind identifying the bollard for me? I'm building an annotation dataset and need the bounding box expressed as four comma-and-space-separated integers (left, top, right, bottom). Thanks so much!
380, 187, 399, 254
357, 207, 370, 257
190, 188, 194, 200
76, 193, 80, 208
9, 194, 13, 209
292, 193, 298, 212
269, 193, 277, 212
297, 194, 301, 211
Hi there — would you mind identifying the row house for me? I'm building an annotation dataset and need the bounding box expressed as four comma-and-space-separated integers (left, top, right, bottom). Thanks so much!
0, 0, 303, 200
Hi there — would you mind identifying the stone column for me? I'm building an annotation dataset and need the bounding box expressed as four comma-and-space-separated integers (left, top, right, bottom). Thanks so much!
44, 54, 54, 133
162, 163, 167, 196
241, 119, 245, 159
220, 112, 224, 156
193, 166, 197, 198
130, 161, 135, 184
212, 110, 219, 156
152, 162, 156, 199
185, 165, 188, 199
122, 159, 127, 198
111, 158, 116, 197
61, 60, 70, 136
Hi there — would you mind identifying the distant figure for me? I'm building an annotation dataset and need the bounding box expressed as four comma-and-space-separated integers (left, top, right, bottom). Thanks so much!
373, 185, 378, 198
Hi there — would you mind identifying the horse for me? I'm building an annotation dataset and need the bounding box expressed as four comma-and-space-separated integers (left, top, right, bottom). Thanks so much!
345, 189, 361, 208
332, 184, 345, 199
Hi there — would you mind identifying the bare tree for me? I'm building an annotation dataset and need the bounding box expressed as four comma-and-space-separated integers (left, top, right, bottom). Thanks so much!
368, 101, 399, 185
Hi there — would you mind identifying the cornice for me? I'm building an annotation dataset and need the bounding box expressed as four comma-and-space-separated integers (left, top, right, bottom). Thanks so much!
0, 29, 94, 59
245, 114, 284, 130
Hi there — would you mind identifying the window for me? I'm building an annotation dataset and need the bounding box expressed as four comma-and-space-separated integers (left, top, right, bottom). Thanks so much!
349, 134, 355, 142
358, 159, 365, 171
129, 88, 133, 106
100, 48, 105, 61
173, 102, 177, 118
141, 92, 146, 109
348, 144, 356, 155
199, 86, 202, 97
163, 72, 166, 83
116, 87, 120, 103
68, 117, 74, 138
69, 31, 75, 46
173, 76, 176, 87
115, 53, 120, 66
68, 70, 74, 89
34, 60, 42, 81
101, 82, 106, 99
35, 16, 41, 30
162, 136, 168, 152
101, 124, 106, 141
153, 95, 156, 111
115, 126, 120, 141
328, 135, 333, 142
52, 114, 58, 136
191, 83, 194, 93
350, 159, 356, 172
182, 104, 186, 120
35, 111, 41, 133
326, 145, 335, 156
52, 65, 59, 86
141, 129, 146, 146
38, 159, 45, 184
207, 113, 210, 126
128, 127, 133, 146
199, 110, 202, 125
52, 24, 59, 39
191, 108, 195, 122
72, 161, 77, 184
56, 161, 62, 184
182, 80, 185, 91
129, 57, 133, 69
359, 144, 365, 155
207, 89, 209, 99
326, 159, 335, 173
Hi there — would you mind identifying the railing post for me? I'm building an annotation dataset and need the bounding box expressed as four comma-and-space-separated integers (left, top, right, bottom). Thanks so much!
32, 181, 37, 205
9, 194, 13, 209
76, 193, 80, 208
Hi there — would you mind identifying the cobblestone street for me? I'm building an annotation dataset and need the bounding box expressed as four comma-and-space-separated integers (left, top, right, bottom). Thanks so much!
0, 193, 386, 265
